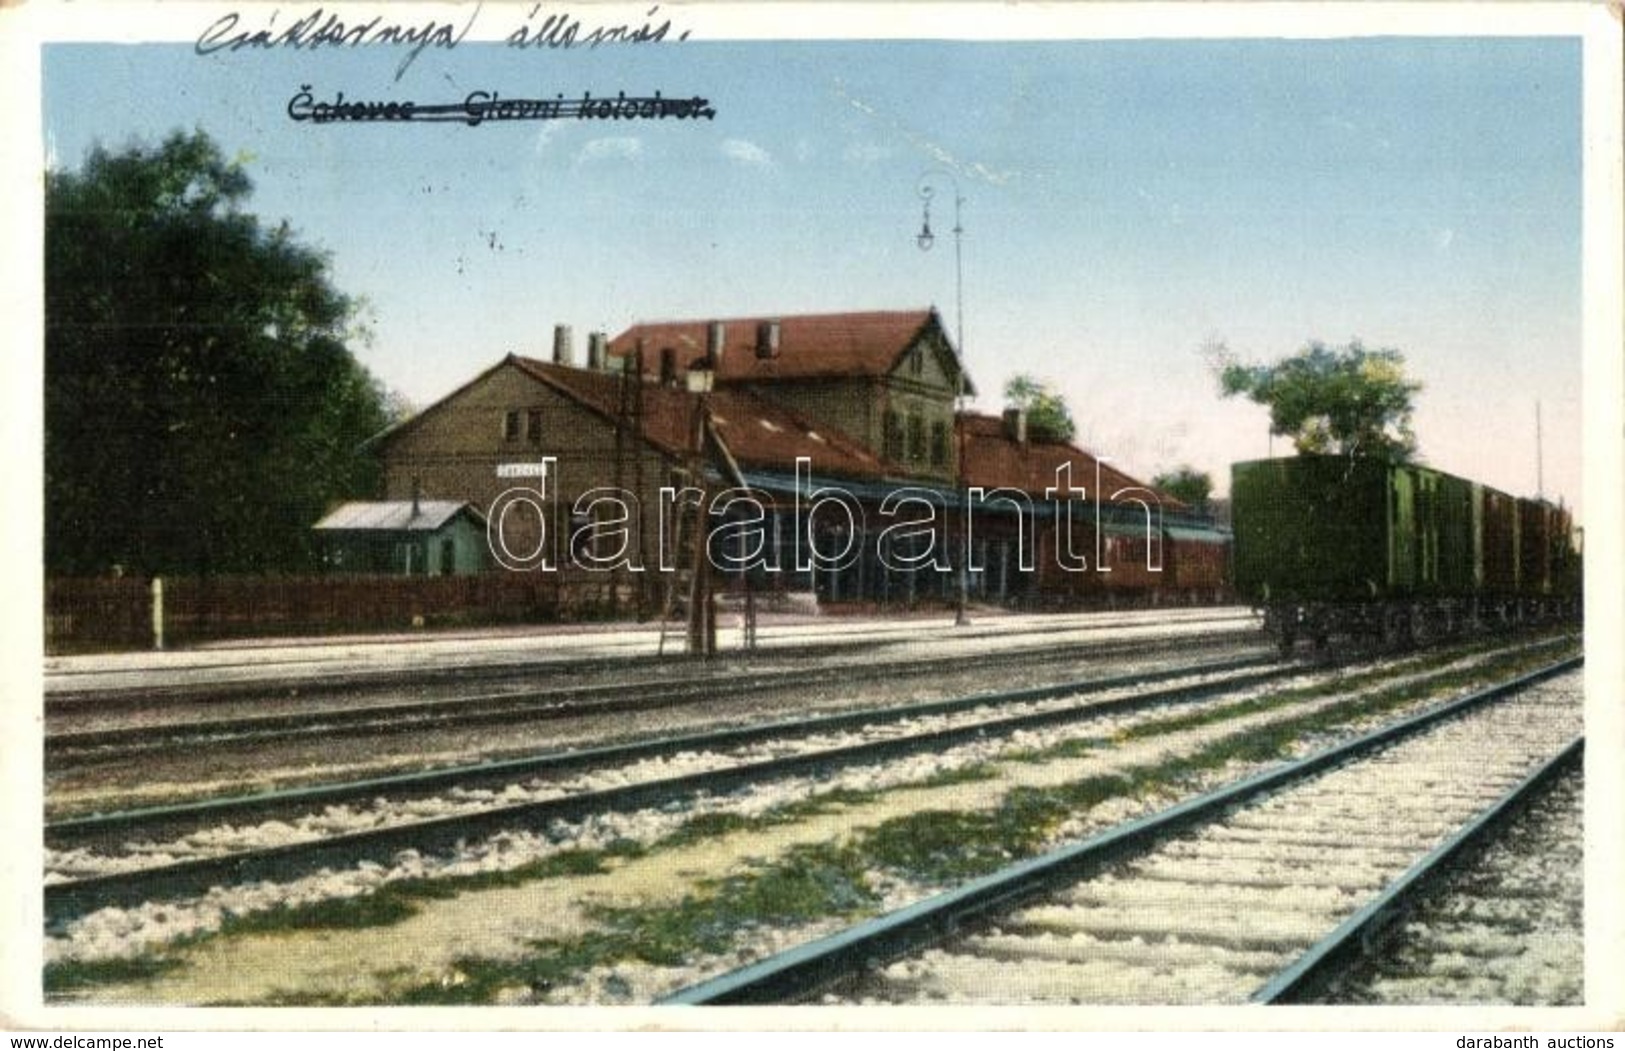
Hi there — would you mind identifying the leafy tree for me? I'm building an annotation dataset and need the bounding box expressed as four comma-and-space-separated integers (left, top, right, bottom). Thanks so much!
1214, 339, 1422, 461
46, 129, 392, 576
1003, 374, 1077, 443
1152, 466, 1213, 511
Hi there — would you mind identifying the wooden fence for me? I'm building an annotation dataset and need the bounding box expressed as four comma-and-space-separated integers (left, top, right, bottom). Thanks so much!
45, 572, 650, 653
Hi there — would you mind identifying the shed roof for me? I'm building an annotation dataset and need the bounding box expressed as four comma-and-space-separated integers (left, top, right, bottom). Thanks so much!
314, 501, 483, 533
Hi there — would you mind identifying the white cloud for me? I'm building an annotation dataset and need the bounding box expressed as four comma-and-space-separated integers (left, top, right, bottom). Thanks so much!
833, 78, 1016, 186
533, 122, 566, 156
721, 138, 774, 168
843, 141, 892, 166
574, 137, 643, 165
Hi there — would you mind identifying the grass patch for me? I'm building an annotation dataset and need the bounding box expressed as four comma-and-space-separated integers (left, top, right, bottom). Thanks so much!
659, 811, 763, 847
1102, 636, 1577, 748
219, 892, 421, 936
181, 846, 636, 950
605, 844, 876, 964
44, 955, 185, 995
392, 844, 881, 1005
860, 810, 1033, 881
775, 786, 882, 817
1027, 737, 1103, 760
914, 761, 1003, 787
660, 787, 886, 849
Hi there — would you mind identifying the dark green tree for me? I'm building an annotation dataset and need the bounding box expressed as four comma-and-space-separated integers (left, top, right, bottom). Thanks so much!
1214, 339, 1422, 461
1151, 465, 1213, 511
1003, 374, 1077, 443
46, 129, 392, 576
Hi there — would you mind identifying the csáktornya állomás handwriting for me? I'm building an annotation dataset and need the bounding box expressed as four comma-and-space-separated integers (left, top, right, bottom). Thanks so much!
199, 6, 694, 80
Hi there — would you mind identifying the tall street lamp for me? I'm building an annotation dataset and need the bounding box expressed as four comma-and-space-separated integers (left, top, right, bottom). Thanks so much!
685, 366, 717, 657
916, 169, 970, 627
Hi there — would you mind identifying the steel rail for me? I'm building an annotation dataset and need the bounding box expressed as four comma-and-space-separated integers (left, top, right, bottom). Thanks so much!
46, 610, 1257, 710
1250, 733, 1584, 1005
44, 656, 1294, 924
656, 655, 1582, 1005
45, 632, 1262, 762
42, 635, 891, 710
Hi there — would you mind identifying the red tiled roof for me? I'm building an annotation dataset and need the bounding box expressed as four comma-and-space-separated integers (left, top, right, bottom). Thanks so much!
958, 414, 1186, 510
511, 357, 898, 482
606, 309, 949, 384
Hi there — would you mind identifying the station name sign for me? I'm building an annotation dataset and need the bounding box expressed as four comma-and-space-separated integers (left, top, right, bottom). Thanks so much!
495, 462, 550, 479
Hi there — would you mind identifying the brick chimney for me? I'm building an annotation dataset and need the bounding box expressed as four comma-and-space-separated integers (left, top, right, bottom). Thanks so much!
1003, 407, 1028, 446
756, 319, 781, 359
707, 321, 726, 371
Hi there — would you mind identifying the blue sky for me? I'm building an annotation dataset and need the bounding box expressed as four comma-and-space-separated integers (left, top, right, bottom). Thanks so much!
41, 32, 1583, 511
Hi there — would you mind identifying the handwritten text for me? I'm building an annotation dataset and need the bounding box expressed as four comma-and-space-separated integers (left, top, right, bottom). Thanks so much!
198, 5, 694, 81
286, 86, 716, 124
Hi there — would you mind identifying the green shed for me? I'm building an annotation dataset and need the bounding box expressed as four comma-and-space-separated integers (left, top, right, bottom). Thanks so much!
313, 500, 489, 575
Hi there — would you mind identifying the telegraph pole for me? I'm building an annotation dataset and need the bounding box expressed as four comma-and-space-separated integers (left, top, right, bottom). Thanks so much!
917, 169, 971, 627
1536, 400, 1545, 500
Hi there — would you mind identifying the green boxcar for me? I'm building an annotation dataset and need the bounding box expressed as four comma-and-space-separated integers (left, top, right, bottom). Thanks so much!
1479, 485, 1521, 597
1232, 455, 1579, 645
1230, 456, 1481, 604
1230, 456, 1402, 604
1417, 468, 1478, 597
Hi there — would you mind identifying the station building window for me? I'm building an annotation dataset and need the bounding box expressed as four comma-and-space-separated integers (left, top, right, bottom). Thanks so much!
930, 420, 950, 467
883, 410, 904, 460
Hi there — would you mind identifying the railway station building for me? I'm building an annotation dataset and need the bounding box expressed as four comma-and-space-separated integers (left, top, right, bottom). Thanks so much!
351, 308, 1229, 609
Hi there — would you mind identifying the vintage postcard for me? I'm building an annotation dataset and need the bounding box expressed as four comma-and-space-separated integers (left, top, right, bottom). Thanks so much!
3, 0, 1621, 1034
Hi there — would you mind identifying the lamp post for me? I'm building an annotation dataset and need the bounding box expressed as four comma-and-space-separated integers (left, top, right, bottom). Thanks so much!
916, 169, 970, 627
686, 367, 717, 657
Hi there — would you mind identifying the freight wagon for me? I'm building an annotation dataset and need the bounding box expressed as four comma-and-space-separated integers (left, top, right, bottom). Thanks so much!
1230, 455, 1579, 651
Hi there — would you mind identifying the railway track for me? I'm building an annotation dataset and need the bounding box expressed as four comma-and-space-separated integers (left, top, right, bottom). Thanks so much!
1309, 759, 1584, 1006
45, 626, 1263, 767
45, 653, 1295, 924
659, 658, 1582, 1005
46, 608, 1257, 709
